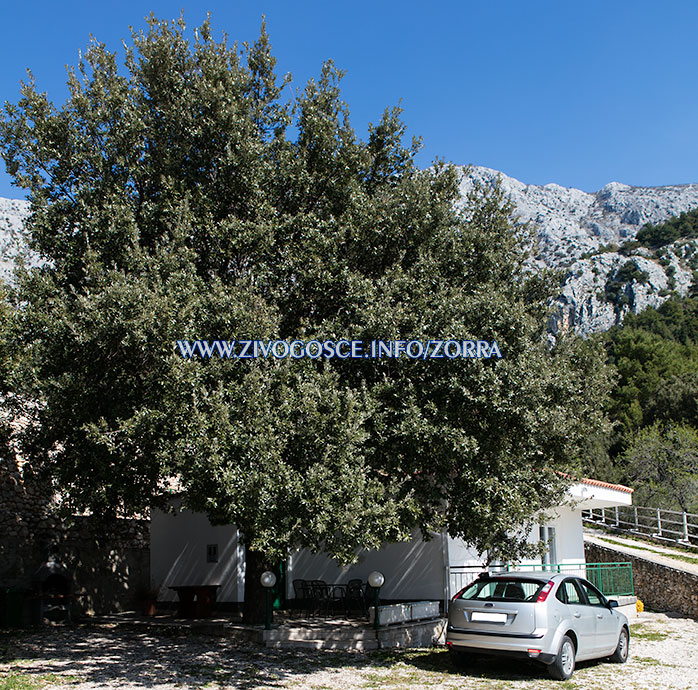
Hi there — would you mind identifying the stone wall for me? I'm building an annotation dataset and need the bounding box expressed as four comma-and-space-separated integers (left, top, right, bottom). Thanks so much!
1, 452, 150, 616
585, 541, 698, 618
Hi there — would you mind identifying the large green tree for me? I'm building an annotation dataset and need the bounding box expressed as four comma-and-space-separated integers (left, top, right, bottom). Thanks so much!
598, 297, 698, 463
1, 16, 611, 621
619, 422, 698, 512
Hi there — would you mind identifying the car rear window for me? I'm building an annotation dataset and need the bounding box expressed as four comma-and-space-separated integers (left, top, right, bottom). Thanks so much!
457, 578, 546, 602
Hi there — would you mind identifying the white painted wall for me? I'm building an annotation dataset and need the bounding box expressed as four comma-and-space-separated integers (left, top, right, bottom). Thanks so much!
549, 507, 585, 564
288, 531, 446, 601
149, 508, 585, 604
516, 505, 586, 567
446, 537, 484, 567
150, 504, 244, 602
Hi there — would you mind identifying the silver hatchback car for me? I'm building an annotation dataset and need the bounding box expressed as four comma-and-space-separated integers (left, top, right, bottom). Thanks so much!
446, 571, 629, 680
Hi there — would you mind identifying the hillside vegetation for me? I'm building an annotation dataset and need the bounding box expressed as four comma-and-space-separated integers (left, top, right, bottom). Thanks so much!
636, 208, 698, 249
596, 296, 698, 512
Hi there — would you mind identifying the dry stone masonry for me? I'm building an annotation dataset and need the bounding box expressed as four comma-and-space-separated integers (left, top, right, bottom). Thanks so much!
1, 451, 150, 615
585, 541, 698, 619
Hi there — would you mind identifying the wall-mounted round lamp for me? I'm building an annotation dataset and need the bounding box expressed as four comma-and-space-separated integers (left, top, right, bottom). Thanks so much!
367, 571, 385, 630
261, 570, 277, 630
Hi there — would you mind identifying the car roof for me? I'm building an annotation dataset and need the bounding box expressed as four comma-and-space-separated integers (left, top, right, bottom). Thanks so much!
480, 571, 566, 582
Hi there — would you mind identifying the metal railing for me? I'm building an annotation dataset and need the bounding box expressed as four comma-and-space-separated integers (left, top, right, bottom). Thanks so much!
583, 505, 698, 546
448, 564, 489, 599
585, 562, 634, 597
447, 560, 633, 609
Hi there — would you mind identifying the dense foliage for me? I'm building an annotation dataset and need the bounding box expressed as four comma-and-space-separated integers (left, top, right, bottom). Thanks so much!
596, 296, 698, 509
636, 207, 698, 249
621, 296, 698, 345
620, 423, 698, 513
1, 16, 612, 619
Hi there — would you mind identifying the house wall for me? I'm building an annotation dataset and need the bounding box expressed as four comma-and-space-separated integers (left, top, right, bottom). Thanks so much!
546, 506, 586, 565
150, 505, 244, 602
288, 531, 446, 601
443, 508, 583, 600
446, 536, 483, 566
513, 507, 585, 570
148, 503, 589, 606
150, 506, 449, 603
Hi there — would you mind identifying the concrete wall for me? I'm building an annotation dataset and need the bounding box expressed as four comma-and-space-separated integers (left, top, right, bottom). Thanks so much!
585, 541, 698, 618
150, 504, 245, 602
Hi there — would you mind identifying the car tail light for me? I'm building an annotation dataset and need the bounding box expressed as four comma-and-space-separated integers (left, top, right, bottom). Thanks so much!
536, 580, 555, 603
452, 586, 468, 600
527, 648, 541, 657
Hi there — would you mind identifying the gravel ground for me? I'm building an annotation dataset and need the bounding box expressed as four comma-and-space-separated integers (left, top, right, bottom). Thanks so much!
1, 611, 697, 690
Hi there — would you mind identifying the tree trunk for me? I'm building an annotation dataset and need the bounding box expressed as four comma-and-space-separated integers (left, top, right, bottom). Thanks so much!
243, 546, 270, 624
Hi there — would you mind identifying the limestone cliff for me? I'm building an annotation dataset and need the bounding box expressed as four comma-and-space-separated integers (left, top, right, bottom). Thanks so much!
459, 167, 698, 335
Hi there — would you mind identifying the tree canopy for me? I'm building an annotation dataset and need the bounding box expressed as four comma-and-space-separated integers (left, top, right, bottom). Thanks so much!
1, 15, 611, 620
636, 208, 698, 249
620, 422, 698, 513
599, 296, 698, 450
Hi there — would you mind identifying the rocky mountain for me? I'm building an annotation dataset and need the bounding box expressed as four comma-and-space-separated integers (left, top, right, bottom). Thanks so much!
0, 197, 30, 284
3, 166, 698, 335
458, 167, 698, 336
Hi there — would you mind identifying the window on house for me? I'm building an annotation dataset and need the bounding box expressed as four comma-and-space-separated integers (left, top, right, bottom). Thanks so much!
539, 525, 557, 565
206, 544, 219, 563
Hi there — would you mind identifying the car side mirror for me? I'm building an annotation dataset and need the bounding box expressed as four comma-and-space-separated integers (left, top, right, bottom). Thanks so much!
608, 600, 619, 609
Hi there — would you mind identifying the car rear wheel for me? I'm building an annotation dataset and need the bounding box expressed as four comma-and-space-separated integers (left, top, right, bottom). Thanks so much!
610, 627, 629, 663
548, 635, 575, 680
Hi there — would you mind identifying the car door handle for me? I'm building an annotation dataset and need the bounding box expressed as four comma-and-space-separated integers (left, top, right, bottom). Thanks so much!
597, 614, 604, 619
574, 613, 581, 618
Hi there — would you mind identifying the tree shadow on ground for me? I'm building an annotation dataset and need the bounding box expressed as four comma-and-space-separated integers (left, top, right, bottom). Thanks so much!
0, 626, 615, 689
0, 625, 378, 689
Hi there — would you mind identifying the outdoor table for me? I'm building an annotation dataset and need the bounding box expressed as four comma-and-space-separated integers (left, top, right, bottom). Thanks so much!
168, 585, 220, 618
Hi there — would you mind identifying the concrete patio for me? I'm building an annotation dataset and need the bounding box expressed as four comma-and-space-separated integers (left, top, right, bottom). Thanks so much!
83, 609, 447, 650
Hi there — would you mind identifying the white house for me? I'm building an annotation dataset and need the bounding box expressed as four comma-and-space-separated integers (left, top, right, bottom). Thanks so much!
150, 477, 633, 609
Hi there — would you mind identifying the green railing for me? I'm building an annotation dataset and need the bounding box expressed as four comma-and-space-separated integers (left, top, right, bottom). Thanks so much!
585, 562, 634, 597
498, 561, 634, 597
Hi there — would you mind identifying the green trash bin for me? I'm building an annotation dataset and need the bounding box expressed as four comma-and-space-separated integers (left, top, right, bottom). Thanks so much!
2, 588, 26, 628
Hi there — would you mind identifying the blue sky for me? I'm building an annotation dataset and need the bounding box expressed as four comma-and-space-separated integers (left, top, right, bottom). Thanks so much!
1, 1, 697, 199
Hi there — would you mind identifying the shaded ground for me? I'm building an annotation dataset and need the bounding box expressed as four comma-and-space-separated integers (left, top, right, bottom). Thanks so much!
1, 611, 696, 689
